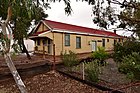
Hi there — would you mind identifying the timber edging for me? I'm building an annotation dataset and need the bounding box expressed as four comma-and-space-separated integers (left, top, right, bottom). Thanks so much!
57, 70, 124, 93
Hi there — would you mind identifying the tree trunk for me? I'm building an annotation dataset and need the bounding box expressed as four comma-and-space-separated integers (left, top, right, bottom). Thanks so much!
18, 40, 23, 53
4, 53, 27, 93
18, 39, 31, 60
1, 24, 28, 93
21, 39, 31, 60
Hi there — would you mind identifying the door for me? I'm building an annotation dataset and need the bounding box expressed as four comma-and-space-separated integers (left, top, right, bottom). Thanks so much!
102, 39, 105, 47
91, 41, 97, 51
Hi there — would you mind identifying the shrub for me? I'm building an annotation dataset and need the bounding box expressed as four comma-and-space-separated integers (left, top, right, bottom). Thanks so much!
118, 52, 140, 80
85, 60, 99, 82
92, 47, 108, 66
114, 40, 140, 62
61, 50, 78, 67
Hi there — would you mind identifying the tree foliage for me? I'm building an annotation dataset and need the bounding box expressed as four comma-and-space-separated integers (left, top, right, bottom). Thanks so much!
78, 0, 140, 37
114, 40, 140, 62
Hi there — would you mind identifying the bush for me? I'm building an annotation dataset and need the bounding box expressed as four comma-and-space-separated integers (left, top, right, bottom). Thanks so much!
92, 47, 108, 66
85, 60, 99, 82
118, 52, 140, 80
61, 50, 78, 67
114, 40, 140, 62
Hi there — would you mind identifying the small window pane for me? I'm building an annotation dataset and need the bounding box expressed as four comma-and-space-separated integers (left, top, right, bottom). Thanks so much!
65, 34, 70, 46
76, 37, 81, 48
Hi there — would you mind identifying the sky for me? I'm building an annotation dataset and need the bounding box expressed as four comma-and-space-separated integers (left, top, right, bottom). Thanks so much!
45, 1, 132, 36
46, 1, 99, 29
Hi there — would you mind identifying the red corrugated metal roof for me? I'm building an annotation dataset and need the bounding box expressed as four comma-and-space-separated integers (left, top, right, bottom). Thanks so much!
44, 20, 122, 38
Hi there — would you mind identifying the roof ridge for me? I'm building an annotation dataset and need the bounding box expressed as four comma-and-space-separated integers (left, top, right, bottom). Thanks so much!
44, 19, 114, 33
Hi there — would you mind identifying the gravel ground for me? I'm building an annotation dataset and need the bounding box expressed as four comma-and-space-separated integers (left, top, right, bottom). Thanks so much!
0, 71, 102, 93
64, 58, 140, 93
99, 58, 131, 86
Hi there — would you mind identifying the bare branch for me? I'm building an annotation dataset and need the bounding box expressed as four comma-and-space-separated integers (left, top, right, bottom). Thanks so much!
5, 6, 12, 24
6, 25, 12, 52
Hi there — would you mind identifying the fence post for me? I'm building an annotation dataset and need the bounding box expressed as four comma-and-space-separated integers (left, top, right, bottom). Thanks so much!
43, 46, 45, 59
82, 62, 85, 80
53, 44, 56, 71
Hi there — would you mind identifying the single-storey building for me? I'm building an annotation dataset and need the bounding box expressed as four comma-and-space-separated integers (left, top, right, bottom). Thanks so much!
29, 19, 123, 55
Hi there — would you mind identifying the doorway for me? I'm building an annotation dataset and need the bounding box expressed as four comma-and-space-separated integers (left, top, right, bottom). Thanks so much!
91, 41, 97, 52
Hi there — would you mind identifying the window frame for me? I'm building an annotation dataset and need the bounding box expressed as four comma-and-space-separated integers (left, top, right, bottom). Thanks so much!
114, 39, 117, 45
102, 39, 105, 47
76, 36, 81, 49
37, 39, 40, 46
118, 38, 121, 42
42, 39, 47, 46
107, 39, 109, 42
65, 34, 70, 46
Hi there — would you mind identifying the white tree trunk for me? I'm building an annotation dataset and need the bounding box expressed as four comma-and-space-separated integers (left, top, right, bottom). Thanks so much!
4, 53, 27, 93
1, 22, 27, 93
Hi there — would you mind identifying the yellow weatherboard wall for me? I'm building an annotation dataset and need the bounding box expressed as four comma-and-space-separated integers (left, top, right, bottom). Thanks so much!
41, 32, 118, 55
36, 23, 49, 32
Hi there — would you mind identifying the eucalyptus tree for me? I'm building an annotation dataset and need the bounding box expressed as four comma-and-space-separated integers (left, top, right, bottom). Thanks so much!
12, 2, 48, 59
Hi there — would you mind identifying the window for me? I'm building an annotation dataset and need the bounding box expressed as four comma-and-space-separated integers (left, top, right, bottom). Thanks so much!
43, 40, 47, 46
107, 39, 109, 42
118, 38, 121, 42
114, 39, 117, 45
102, 39, 105, 47
37, 39, 40, 46
65, 34, 70, 46
76, 37, 81, 48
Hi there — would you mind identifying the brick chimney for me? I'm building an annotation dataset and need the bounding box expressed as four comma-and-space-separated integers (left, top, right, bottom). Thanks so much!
114, 29, 116, 34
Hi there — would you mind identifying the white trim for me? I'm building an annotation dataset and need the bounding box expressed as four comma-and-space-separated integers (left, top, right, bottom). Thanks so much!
38, 30, 51, 36
41, 20, 53, 30
31, 21, 42, 33
29, 36, 38, 38
52, 29, 121, 38
29, 35, 52, 39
